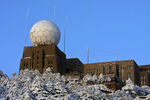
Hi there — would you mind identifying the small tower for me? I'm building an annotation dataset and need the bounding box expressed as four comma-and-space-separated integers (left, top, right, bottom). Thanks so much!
19, 20, 66, 74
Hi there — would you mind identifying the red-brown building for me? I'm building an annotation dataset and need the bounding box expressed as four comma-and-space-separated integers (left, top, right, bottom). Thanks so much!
139, 65, 150, 86
19, 44, 150, 90
19, 44, 66, 74
83, 60, 140, 86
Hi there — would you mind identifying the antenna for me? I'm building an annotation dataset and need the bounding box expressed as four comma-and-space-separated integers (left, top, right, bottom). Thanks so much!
64, 16, 68, 53
69, 54, 72, 58
87, 47, 89, 63
24, 8, 29, 47
53, 6, 56, 21
116, 54, 118, 61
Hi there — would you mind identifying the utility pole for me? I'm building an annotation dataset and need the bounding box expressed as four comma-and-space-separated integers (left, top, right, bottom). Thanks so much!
64, 16, 67, 53
116, 54, 118, 61
87, 47, 89, 63
25, 8, 29, 47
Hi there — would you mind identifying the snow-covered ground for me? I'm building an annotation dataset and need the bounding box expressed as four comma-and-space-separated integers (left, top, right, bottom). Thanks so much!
0, 68, 150, 100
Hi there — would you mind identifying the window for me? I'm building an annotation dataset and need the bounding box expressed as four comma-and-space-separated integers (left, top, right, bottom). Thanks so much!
127, 73, 132, 80
130, 74, 132, 80
24, 63, 25, 67
48, 60, 53, 67
116, 65, 120, 78
144, 76, 146, 84
37, 51, 39, 54
97, 68, 100, 73
86, 69, 95, 75
37, 56, 39, 64
122, 74, 125, 82
103, 66, 105, 74
127, 65, 132, 70
24, 62, 28, 67
26, 63, 28, 66
37, 61, 38, 64
122, 66, 124, 73
90, 72, 94, 75
48, 61, 52, 65
141, 76, 143, 84
109, 66, 112, 74
127, 73, 130, 79
32, 52, 34, 60
43, 51, 45, 59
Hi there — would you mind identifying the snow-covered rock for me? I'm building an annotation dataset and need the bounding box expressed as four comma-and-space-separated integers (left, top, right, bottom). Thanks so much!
0, 68, 150, 99
122, 78, 150, 97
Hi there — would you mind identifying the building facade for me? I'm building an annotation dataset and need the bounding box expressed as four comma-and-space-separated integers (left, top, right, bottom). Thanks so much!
20, 44, 66, 74
20, 44, 150, 90
84, 60, 140, 86
139, 65, 150, 86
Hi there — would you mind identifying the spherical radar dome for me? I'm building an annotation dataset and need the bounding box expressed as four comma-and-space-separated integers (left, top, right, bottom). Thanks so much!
30, 20, 60, 46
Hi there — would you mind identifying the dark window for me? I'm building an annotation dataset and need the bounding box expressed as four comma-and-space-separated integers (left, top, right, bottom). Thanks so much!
43, 51, 45, 59
26, 63, 28, 66
127, 73, 132, 80
141, 76, 143, 84
32, 53, 34, 59
116, 65, 120, 78
97, 68, 100, 73
42, 50, 45, 69
109, 66, 112, 74
122, 74, 125, 82
48, 60, 53, 68
127, 65, 132, 70
130, 74, 132, 80
23, 63, 25, 67
48, 61, 52, 65
122, 66, 124, 72
37, 51, 39, 54
88, 71, 94, 75
91, 72, 94, 75
144, 76, 146, 84
103, 66, 105, 74
127, 73, 129, 79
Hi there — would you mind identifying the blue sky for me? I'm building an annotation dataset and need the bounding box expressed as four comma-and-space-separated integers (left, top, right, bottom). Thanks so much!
0, 0, 150, 76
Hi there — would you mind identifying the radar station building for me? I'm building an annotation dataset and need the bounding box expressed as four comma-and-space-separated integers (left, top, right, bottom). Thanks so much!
20, 20, 150, 90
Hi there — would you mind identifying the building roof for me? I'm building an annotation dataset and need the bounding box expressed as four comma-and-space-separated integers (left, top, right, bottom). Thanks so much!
139, 65, 150, 68
84, 59, 136, 65
65, 58, 83, 73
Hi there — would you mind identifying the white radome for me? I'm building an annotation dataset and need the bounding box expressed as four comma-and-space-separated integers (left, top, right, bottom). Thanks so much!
30, 20, 60, 46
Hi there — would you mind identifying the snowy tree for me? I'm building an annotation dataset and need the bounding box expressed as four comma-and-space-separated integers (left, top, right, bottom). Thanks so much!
0, 68, 150, 99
